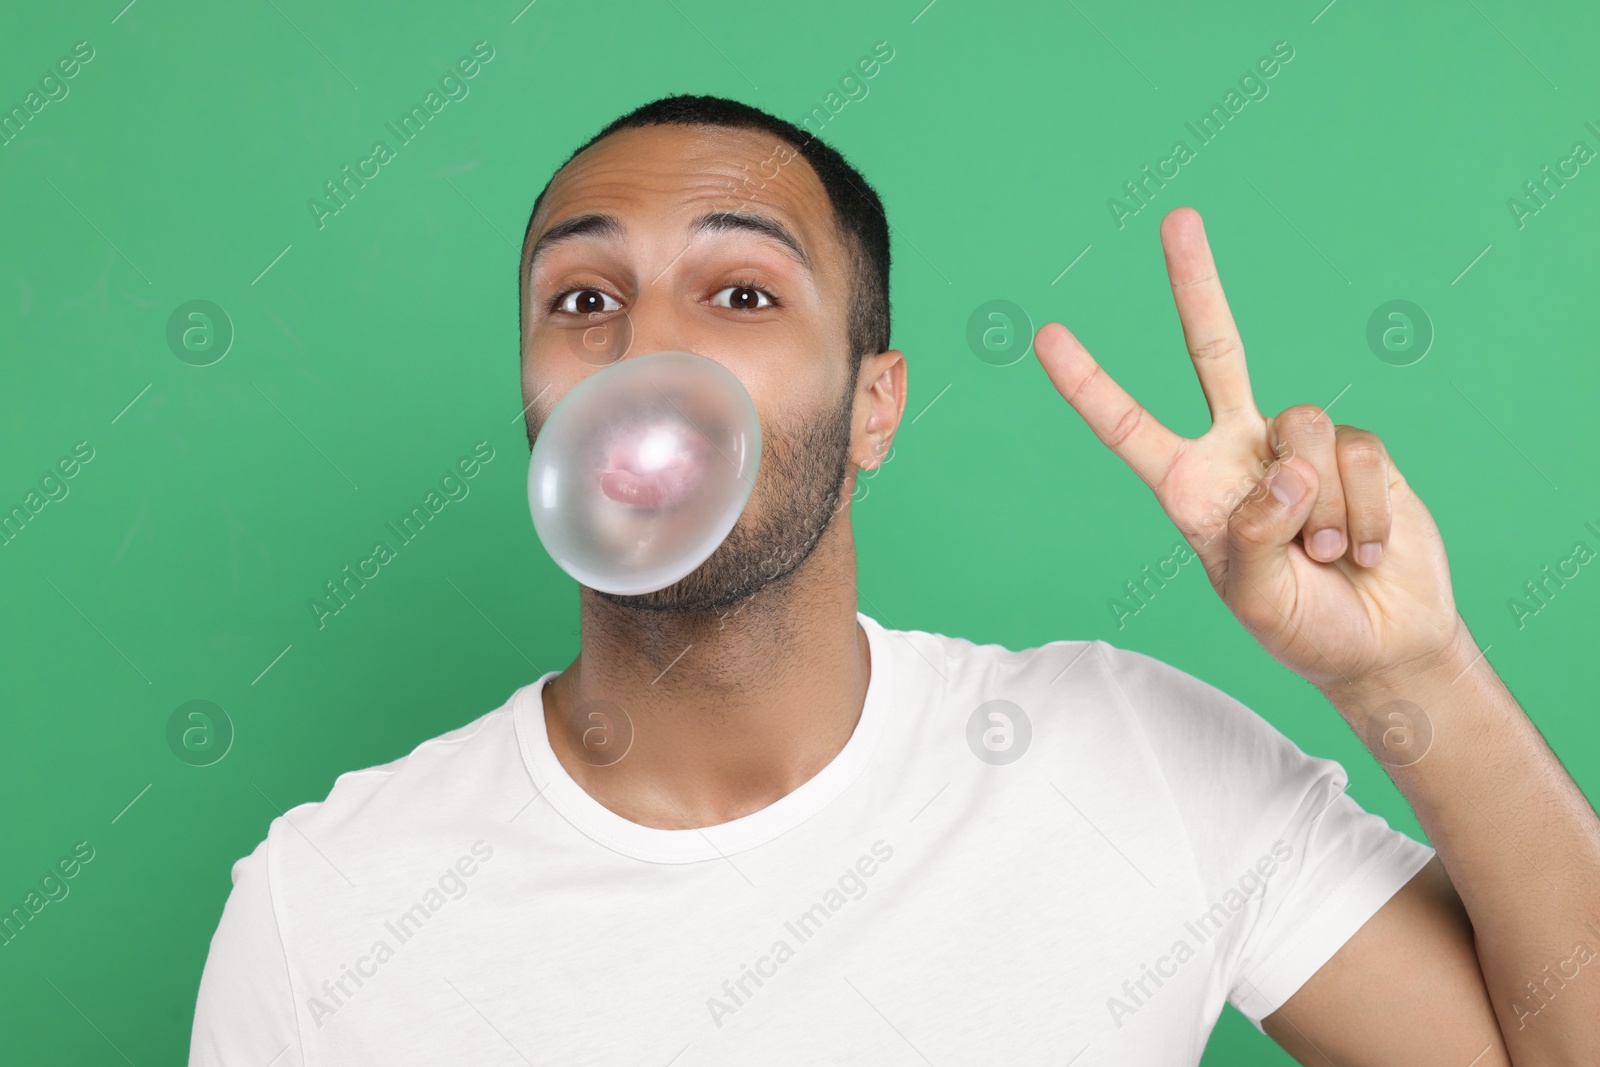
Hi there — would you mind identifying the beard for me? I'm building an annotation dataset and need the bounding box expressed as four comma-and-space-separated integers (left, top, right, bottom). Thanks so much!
526, 372, 856, 616
596, 375, 855, 614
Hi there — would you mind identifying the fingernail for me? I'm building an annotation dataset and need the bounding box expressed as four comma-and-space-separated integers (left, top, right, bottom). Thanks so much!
1357, 541, 1383, 567
1268, 465, 1306, 507
1310, 528, 1342, 560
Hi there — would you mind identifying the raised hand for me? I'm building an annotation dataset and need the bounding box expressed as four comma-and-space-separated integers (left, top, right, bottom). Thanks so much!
1034, 207, 1463, 691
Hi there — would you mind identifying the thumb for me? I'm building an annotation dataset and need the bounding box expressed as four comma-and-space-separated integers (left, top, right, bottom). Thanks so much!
1225, 454, 1318, 605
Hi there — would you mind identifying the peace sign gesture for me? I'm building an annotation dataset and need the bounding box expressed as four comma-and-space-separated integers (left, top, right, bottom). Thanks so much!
1035, 208, 1463, 690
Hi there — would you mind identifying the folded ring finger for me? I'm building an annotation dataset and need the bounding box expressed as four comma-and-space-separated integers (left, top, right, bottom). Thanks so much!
1269, 404, 1345, 561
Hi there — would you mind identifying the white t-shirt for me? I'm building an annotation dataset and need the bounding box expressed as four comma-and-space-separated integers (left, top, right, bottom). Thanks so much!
190, 612, 1433, 1066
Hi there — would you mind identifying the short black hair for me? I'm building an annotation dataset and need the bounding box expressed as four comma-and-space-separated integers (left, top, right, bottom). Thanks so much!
519, 93, 891, 379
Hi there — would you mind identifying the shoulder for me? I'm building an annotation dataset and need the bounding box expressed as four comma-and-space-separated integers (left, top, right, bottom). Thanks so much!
1088, 640, 1331, 771
302, 699, 516, 829
196, 692, 532, 1046
872, 617, 1229, 725
873, 615, 1324, 783
246, 690, 530, 891
865, 613, 1105, 696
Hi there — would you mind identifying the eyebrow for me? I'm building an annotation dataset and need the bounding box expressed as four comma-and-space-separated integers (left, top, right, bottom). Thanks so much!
526, 209, 813, 276
690, 210, 812, 273
526, 212, 623, 272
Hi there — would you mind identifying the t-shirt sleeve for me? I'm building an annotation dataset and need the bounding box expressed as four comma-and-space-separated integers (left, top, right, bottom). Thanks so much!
1097, 641, 1436, 1032
190, 832, 305, 1067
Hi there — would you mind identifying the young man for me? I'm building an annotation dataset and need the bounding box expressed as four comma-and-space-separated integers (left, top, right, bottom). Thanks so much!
192, 95, 1600, 1065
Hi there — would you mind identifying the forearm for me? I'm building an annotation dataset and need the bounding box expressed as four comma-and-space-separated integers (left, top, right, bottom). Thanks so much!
1318, 615, 1600, 1063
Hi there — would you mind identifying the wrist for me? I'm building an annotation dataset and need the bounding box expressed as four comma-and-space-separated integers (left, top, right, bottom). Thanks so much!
1316, 614, 1478, 714
1315, 617, 1481, 771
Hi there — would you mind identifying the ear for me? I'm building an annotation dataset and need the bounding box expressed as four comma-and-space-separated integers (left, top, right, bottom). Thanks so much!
855, 349, 907, 470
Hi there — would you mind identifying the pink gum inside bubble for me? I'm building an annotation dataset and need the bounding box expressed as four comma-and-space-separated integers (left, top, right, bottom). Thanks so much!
597, 423, 710, 509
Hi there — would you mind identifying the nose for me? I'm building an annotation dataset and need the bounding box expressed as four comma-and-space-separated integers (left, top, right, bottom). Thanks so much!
591, 289, 714, 368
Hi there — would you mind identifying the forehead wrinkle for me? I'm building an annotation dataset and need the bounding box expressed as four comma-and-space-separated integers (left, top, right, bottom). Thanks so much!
525, 126, 845, 298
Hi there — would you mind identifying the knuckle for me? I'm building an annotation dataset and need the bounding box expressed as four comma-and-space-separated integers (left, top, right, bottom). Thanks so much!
1189, 334, 1238, 363
1171, 268, 1219, 292
1104, 403, 1146, 449
1311, 489, 1346, 517
1278, 403, 1332, 437
1227, 516, 1268, 552
1347, 503, 1390, 535
1064, 361, 1102, 405
1339, 439, 1387, 469
1227, 495, 1271, 543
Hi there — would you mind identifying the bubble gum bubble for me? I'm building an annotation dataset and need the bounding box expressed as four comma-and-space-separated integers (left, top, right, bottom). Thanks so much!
528, 351, 761, 595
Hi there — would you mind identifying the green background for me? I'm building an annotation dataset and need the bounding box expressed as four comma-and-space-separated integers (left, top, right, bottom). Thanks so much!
2, 0, 1595, 1061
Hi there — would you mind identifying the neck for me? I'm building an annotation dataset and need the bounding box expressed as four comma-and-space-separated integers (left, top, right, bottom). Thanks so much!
541, 521, 871, 829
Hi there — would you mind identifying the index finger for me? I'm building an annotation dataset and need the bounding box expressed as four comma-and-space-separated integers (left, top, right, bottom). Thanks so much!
1035, 321, 1185, 491
1161, 208, 1258, 425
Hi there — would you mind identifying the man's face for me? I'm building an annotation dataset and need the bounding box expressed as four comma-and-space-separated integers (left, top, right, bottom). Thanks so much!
520, 124, 866, 613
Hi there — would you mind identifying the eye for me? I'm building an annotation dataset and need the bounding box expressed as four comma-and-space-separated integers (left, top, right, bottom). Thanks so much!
550, 288, 621, 315
709, 284, 778, 311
